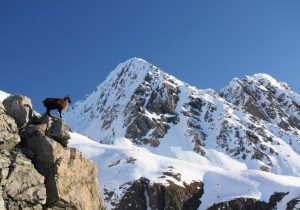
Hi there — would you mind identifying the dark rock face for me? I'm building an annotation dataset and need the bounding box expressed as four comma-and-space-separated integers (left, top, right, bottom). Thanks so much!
0, 103, 20, 150
286, 197, 300, 210
114, 178, 203, 210
0, 94, 104, 210
124, 72, 180, 147
207, 198, 271, 210
268, 192, 289, 208
207, 191, 289, 210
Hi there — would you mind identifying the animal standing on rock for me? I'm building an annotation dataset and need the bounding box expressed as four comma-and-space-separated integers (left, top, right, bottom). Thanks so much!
43, 95, 71, 118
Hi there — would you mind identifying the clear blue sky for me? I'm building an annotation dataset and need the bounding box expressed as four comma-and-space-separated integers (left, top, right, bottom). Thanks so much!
1, 1, 300, 113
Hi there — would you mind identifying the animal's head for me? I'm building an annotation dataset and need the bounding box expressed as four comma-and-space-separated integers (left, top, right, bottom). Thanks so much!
64, 95, 71, 103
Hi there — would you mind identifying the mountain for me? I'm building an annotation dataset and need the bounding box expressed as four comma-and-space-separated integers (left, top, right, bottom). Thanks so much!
63, 58, 300, 209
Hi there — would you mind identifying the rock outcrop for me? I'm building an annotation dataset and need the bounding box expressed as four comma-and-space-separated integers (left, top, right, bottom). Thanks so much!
0, 103, 20, 150
0, 148, 46, 210
3, 95, 33, 128
286, 197, 300, 210
21, 116, 102, 209
207, 191, 289, 210
114, 178, 203, 210
0, 95, 104, 210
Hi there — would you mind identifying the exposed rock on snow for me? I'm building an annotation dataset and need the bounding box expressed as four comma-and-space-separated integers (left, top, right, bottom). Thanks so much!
286, 197, 300, 210
114, 178, 203, 210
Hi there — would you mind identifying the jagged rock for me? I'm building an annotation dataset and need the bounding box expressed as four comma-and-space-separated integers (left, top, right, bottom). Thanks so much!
268, 192, 289, 208
126, 113, 155, 140
207, 198, 271, 210
286, 197, 300, 210
0, 93, 104, 210
21, 121, 103, 210
3, 95, 33, 128
44, 116, 70, 147
123, 73, 180, 147
0, 149, 46, 210
207, 191, 289, 210
0, 103, 20, 150
114, 178, 203, 210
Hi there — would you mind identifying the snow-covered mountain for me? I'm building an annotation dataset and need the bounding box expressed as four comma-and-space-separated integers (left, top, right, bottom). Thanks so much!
64, 58, 300, 209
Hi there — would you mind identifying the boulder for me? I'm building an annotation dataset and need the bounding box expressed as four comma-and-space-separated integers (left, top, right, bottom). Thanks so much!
21, 121, 103, 210
3, 95, 33, 128
45, 116, 70, 147
0, 103, 20, 150
0, 149, 46, 210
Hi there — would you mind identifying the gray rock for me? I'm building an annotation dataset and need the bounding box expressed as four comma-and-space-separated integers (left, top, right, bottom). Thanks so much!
3, 95, 33, 128
0, 149, 46, 210
22, 122, 104, 210
0, 103, 20, 150
44, 116, 70, 147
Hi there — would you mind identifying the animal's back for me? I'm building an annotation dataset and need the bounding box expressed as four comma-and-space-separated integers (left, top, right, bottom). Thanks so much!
43, 98, 61, 109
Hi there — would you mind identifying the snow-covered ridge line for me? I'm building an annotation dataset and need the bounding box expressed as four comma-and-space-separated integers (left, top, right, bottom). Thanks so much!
63, 58, 300, 208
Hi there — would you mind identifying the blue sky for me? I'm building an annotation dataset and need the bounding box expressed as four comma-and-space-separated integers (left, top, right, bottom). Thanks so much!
1, 1, 300, 113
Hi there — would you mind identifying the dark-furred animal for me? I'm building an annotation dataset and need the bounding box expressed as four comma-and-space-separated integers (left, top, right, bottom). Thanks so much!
43, 95, 71, 118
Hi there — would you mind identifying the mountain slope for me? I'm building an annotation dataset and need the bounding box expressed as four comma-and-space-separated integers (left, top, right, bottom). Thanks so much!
63, 58, 300, 209
64, 58, 300, 176
69, 131, 300, 210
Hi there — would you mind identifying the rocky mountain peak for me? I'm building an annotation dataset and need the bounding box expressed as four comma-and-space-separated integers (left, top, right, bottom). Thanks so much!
64, 58, 182, 143
64, 59, 300, 178
221, 73, 300, 131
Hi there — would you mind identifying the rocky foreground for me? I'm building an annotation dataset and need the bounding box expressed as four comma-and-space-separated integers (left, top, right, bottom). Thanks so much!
0, 95, 104, 210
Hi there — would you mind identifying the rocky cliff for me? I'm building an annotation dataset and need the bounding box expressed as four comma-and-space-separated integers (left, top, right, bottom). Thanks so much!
0, 95, 104, 210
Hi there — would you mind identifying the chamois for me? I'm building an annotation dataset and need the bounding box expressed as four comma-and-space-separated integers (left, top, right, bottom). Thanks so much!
43, 95, 71, 118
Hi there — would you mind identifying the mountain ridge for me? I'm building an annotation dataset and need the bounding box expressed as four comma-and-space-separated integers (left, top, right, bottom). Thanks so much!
2, 58, 300, 209
64, 58, 300, 176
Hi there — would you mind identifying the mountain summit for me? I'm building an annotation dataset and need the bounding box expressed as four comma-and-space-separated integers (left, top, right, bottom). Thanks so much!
64, 58, 300, 176
64, 58, 300, 209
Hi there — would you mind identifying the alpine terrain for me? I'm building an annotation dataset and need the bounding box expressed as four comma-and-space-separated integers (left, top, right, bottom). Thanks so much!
63, 58, 300, 209
2, 58, 300, 210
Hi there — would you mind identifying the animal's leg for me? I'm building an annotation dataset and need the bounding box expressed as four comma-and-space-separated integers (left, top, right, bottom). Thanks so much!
47, 108, 52, 117
58, 109, 62, 118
